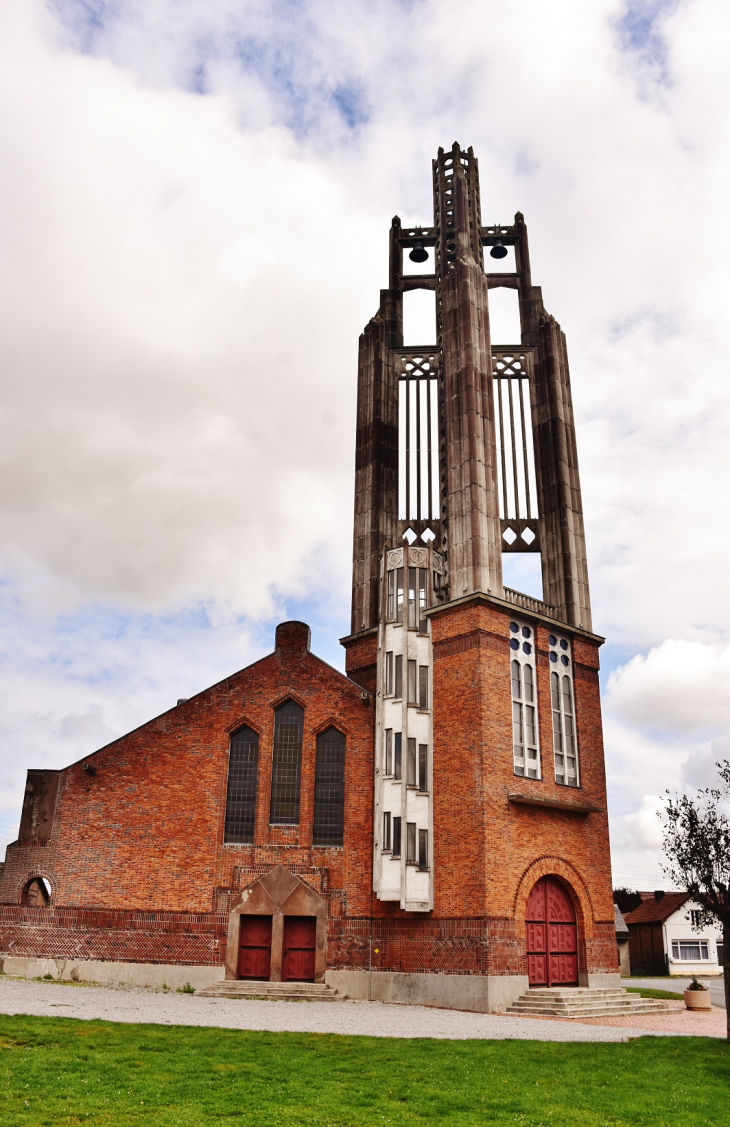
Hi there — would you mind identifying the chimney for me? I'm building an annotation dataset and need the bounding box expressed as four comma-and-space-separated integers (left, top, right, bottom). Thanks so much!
654, 889, 665, 901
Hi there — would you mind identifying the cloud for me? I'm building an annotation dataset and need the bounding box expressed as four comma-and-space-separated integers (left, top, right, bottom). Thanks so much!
1, 0, 729, 880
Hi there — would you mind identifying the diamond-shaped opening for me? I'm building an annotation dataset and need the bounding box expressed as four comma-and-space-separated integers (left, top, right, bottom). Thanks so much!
403, 528, 417, 545
502, 527, 517, 545
521, 527, 536, 545
421, 527, 436, 543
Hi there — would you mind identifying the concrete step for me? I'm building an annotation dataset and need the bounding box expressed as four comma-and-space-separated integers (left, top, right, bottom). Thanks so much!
505, 987, 671, 1019
197, 980, 345, 1002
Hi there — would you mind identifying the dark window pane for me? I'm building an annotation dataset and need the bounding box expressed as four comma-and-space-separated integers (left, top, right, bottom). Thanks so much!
387, 570, 395, 621
384, 728, 393, 775
418, 744, 427, 792
395, 654, 403, 698
407, 737, 416, 785
407, 659, 417, 703
269, 700, 304, 825
383, 811, 391, 850
418, 665, 429, 709
418, 568, 427, 632
392, 817, 401, 856
312, 726, 345, 845
224, 726, 259, 843
418, 828, 428, 869
394, 733, 402, 780
408, 567, 417, 628
406, 822, 416, 863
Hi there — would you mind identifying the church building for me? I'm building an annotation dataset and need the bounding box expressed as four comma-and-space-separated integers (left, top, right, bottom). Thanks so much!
0, 145, 621, 1011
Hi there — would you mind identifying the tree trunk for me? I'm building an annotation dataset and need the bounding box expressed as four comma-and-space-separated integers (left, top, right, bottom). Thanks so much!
724, 918, 730, 1042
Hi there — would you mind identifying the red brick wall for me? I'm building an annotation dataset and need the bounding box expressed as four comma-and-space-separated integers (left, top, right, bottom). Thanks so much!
0, 607, 617, 981
0, 624, 375, 923
429, 596, 616, 977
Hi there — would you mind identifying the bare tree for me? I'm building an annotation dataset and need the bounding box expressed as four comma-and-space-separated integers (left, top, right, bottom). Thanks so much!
662, 760, 730, 1039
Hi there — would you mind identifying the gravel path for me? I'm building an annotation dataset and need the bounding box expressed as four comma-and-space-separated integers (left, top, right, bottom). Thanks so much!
0, 978, 638, 1042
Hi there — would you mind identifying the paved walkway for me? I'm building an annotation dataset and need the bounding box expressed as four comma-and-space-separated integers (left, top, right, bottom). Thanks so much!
0, 977, 725, 1041
626, 975, 726, 1008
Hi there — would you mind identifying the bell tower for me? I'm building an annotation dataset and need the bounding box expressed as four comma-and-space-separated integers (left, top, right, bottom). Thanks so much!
342, 143, 614, 995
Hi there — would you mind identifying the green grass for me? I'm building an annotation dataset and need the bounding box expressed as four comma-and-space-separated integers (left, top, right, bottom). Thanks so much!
624, 987, 685, 1001
0, 1016, 727, 1126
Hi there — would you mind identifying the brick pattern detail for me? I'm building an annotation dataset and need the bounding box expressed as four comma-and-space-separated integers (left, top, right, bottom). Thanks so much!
0, 603, 618, 983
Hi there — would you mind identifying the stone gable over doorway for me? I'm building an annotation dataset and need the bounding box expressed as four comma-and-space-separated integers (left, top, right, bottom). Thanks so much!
225, 865, 327, 982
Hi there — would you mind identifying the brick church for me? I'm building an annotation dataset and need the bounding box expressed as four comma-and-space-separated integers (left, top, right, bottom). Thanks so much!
0, 145, 619, 1011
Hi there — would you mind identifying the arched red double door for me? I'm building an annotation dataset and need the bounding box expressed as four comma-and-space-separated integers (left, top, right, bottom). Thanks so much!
526, 876, 578, 987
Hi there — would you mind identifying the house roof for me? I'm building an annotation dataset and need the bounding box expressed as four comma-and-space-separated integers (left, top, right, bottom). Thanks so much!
614, 903, 630, 936
624, 892, 690, 925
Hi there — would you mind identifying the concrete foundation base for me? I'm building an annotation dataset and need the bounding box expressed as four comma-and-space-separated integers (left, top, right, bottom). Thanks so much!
580, 972, 622, 990
325, 970, 529, 1012
0, 957, 225, 991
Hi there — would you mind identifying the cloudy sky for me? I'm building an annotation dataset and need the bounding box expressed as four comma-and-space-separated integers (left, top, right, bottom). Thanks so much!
1, 0, 729, 890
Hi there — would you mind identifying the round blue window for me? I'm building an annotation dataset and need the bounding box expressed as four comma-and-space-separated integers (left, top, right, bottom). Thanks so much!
510, 638, 520, 650
522, 626, 531, 638
561, 655, 569, 666
549, 652, 558, 662
549, 635, 557, 646
523, 642, 532, 655
510, 622, 519, 633
560, 639, 568, 650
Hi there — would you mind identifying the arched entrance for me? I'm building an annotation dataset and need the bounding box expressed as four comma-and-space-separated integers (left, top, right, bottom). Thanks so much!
526, 876, 578, 987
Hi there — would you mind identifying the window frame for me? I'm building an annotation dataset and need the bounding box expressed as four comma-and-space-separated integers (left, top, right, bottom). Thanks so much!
549, 631, 579, 787
312, 726, 346, 847
509, 620, 541, 780
269, 700, 304, 825
223, 725, 260, 844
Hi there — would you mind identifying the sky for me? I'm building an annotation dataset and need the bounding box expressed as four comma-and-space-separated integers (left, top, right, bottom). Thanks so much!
1, 0, 729, 890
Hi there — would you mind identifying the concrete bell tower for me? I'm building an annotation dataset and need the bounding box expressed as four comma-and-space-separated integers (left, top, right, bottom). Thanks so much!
342, 145, 615, 998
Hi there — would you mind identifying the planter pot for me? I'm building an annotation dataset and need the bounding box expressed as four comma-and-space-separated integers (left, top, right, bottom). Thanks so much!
684, 988, 712, 1010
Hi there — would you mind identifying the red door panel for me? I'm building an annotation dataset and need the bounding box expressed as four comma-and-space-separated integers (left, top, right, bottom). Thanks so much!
283, 916, 316, 982
526, 877, 578, 987
238, 915, 272, 980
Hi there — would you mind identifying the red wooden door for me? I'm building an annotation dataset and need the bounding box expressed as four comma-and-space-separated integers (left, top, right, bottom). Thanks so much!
526, 877, 578, 987
282, 916, 316, 982
238, 915, 272, 980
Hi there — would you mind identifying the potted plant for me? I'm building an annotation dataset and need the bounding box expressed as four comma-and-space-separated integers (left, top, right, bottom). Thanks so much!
684, 977, 712, 1010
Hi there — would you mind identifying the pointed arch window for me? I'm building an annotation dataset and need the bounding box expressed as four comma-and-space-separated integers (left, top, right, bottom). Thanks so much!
312, 727, 345, 846
549, 632, 579, 786
269, 700, 304, 824
224, 726, 259, 843
510, 619, 540, 778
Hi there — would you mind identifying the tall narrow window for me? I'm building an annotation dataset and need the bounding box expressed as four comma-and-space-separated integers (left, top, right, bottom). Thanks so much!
396, 567, 404, 620
312, 726, 345, 846
269, 700, 304, 824
385, 651, 394, 695
418, 744, 428, 792
382, 811, 391, 851
224, 726, 259, 843
392, 817, 402, 856
510, 620, 540, 778
394, 655, 403, 699
406, 822, 417, 863
418, 829, 428, 869
407, 659, 417, 704
394, 733, 402, 780
408, 567, 417, 628
418, 569, 427, 632
407, 738, 417, 786
387, 570, 396, 621
384, 728, 393, 775
549, 633, 579, 786
418, 666, 429, 709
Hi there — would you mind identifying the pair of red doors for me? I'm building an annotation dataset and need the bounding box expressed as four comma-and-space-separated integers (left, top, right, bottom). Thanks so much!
526, 877, 578, 987
237, 915, 316, 982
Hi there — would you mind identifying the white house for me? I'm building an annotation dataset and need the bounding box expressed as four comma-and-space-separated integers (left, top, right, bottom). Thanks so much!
624, 891, 724, 977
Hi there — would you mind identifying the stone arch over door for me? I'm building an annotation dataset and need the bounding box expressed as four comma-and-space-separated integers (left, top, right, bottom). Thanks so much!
225, 865, 328, 983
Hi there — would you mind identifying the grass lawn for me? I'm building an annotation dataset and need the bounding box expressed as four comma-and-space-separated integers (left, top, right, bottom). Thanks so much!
624, 987, 685, 1001
0, 1016, 727, 1126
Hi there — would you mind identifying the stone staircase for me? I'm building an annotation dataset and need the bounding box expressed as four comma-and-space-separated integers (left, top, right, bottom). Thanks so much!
505, 987, 672, 1020
197, 980, 345, 1002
